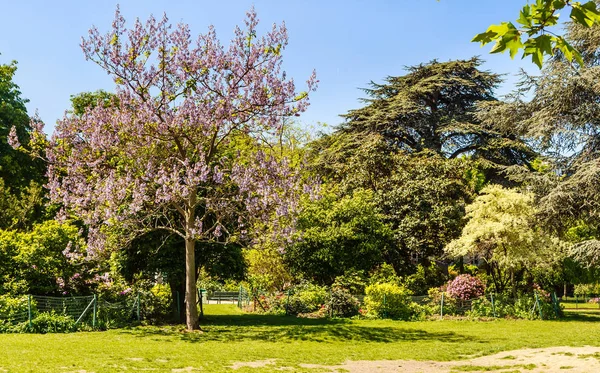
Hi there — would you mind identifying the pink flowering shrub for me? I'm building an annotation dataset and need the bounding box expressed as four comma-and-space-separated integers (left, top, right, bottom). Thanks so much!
446, 274, 485, 301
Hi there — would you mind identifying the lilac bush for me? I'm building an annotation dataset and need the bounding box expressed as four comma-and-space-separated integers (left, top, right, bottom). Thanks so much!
446, 274, 485, 301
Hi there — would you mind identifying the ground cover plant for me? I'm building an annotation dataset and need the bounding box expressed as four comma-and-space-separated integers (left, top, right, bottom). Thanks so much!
0, 305, 599, 372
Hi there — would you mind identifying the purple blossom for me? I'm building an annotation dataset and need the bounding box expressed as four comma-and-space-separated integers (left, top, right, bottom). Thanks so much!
446, 274, 485, 301
7, 126, 20, 149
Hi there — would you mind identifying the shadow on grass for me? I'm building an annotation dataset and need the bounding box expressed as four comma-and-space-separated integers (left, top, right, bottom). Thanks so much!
560, 310, 600, 322
116, 313, 476, 344
113, 314, 473, 343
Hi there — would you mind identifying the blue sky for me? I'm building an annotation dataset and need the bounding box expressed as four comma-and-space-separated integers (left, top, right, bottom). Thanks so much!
1, 0, 537, 134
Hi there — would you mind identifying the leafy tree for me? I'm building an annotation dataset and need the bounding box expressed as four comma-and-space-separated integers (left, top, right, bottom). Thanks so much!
0, 59, 46, 229
114, 230, 245, 320
0, 220, 90, 295
474, 0, 600, 67
21, 8, 317, 330
70, 90, 118, 117
310, 134, 478, 269
284, 188, 395, 285
245, 247, 292, 293
337, 58, 534, 169
481, 19, 600, 237
445, 185, 560, 293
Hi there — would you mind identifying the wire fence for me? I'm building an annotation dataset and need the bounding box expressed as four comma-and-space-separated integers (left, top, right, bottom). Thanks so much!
240, 287, 564, 320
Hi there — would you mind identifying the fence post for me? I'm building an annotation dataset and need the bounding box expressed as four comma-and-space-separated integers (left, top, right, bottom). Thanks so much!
440, 292, 444, 319
535, 292, 543, 319
137, 292, 141, 321
238, 285, 242, 309
491, 293, 496, 318
552, 292, 560, 317
199, 289, 204, 317
28, 295, 32, 328
92, 294, 97, 328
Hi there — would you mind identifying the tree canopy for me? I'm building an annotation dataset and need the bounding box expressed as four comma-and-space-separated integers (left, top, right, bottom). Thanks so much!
20, 8, 317, 330
474, 0, 600, 68
338, 58, 535, 169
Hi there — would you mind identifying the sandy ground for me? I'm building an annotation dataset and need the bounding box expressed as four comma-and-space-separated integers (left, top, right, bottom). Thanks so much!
230, 346, 600, 372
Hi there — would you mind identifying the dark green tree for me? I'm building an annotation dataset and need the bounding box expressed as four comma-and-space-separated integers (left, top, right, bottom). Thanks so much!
482, 19, 600, 236
284, 188, 395, 285
0, 59, 46, 230
339, 58, 535, 170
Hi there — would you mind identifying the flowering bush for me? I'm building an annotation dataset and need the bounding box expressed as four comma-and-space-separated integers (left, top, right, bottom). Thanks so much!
446, 274, 485, 301
589, 297, 600, 304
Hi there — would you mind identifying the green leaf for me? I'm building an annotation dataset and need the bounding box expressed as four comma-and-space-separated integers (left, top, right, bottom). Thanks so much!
472, 31, 497, 45
536, 34, 553, 56
552, 0, 566, 10
556, 37, 585, 66
517, 5, 533, 27
571, 5, 595, 27
506, 33, 524, 59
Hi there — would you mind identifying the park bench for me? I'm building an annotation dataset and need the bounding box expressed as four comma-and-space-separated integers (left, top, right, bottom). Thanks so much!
207, 291, 240, 304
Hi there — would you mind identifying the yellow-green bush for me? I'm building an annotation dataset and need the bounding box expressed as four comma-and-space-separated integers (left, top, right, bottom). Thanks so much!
364, 282, 414, 320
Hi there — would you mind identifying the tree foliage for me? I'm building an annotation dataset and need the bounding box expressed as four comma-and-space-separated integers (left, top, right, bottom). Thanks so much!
20, 8, 317, 330
338, 58, 534, 168
284, 188, 394, 285
0, 220, 91, 296
446, 185, 558, 269
480, 19, 600, 237
474, 0, 600, 68
0, 59, 46, 230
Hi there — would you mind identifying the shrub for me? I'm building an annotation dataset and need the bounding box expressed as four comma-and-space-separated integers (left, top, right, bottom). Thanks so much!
327, 287, 360, 318
446, 274, 485, 301
0, 294, 30, 322
25, 312, 78, 333
364, 282, 413, 320
469, 293, 562, 320
404, 262, 448, 295
286, 283, 328, 315
143, 283, 172, 321
369, 263, 401, 286
333, 270, 367, 295
423, 286, 458, 316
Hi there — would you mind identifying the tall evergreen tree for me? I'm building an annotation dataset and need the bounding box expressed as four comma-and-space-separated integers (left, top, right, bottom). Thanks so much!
339, 57, 535, 169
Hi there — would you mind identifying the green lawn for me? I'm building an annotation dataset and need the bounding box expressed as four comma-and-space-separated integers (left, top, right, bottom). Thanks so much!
561, 297, 600, 310
0, 305, 599, 372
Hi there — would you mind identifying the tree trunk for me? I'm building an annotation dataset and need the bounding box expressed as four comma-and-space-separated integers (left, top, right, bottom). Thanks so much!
510, 268, 516, 299
185, 236, 199, 330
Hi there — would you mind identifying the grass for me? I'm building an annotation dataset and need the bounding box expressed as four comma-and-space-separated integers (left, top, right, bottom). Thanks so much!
560, 297, 600, 310
0, 305, 599, 372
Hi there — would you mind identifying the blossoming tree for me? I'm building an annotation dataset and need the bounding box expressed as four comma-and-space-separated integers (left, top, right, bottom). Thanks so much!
21, 8, 317, 330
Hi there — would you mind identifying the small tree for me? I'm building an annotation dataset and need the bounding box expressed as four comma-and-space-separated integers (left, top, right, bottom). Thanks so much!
445, 185, 560, 294
20, 8, 317, 330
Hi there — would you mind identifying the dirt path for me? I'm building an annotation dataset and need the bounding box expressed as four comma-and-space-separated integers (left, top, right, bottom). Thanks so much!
231, 346, 600, 372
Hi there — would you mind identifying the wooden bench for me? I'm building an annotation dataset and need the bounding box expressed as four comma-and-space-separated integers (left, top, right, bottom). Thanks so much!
207, 291, 240, 304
